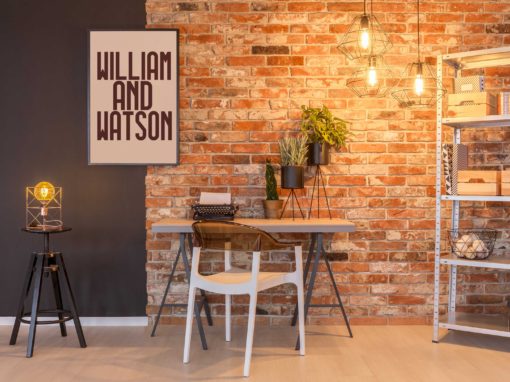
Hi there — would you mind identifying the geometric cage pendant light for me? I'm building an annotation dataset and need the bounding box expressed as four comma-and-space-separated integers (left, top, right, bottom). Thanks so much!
346, 55, 399, 98
337, 0, 392, 61
392, 0, 446, 108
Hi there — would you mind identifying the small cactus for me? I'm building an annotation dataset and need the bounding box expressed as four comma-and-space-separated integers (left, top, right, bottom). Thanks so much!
265, 159, 279, 201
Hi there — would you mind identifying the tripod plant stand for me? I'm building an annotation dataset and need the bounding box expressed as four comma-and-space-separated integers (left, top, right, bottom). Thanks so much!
308, 165, 332, 219
280, 188, 305, 220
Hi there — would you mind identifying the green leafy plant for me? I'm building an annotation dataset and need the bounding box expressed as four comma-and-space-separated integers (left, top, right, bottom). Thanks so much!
279, 135, 308, 166
300, 105, 351, 149
265, 159, 279, 201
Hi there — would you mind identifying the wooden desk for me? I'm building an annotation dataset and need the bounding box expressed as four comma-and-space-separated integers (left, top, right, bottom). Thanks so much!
151, 218, 356, 348
152, 218, 355, 233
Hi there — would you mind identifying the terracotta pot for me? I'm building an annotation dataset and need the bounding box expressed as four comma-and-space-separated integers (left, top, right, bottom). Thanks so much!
307, 142, 330, 165
263, 200, 283, 219
281, 166, 305, 189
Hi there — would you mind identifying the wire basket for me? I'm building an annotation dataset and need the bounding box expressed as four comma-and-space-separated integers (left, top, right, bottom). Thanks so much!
448, 229, 497, 260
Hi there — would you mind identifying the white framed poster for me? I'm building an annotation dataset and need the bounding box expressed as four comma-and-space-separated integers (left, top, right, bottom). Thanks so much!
88, 30, 179, 164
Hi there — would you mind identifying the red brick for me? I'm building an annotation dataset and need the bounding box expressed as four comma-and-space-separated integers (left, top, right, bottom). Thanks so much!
227, 56, 265, 66
215, 2, 249, 12
388, 296, 426, 305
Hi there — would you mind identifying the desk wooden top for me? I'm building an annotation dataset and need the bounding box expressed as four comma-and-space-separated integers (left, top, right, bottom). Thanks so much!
151, 218, 356, 234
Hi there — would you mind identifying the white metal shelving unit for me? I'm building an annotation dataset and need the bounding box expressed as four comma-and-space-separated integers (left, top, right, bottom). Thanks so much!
433, 46, 510, 343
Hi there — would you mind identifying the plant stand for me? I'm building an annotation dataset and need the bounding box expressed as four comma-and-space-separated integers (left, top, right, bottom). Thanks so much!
308, 165, 332, 219
280, 188, 305, 220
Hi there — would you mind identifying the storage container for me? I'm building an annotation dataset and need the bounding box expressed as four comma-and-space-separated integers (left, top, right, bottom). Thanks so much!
499, 92, 510, 115
501, 170, 510, 195
447, 92, 497, 118
454, 75, 484, 94
457, 170, 501, 196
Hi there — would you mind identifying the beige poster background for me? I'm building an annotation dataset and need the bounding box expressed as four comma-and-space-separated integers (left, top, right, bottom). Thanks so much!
89, 30, 178, 164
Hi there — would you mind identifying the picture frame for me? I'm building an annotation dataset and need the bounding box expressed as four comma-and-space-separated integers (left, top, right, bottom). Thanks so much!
88, 29, 179, 165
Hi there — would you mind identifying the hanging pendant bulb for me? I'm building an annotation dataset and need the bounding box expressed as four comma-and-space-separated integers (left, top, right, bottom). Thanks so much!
414, 77, 424, 96
392, 0, 446, 108
347, 55, 398, 98
338, 0, 392, 61
367, 56, 378, 87
359, 15, 370, 50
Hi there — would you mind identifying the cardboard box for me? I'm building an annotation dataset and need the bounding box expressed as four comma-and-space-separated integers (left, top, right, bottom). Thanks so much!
457, 170, 501, 196
501, 170, 510, 195
499, 92, 510, 115
447, 92, 498, 118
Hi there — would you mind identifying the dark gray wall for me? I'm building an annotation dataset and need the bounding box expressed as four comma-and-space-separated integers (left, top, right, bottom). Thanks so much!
0, 0, 147, 316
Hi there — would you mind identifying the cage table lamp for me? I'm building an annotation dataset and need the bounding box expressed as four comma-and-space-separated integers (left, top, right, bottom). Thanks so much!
26, 181, 63, 230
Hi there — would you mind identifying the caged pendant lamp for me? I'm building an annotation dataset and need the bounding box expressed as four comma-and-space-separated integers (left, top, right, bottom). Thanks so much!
337, 0, 392, 61
346, 54, 399, 98
392, 0, 446, 108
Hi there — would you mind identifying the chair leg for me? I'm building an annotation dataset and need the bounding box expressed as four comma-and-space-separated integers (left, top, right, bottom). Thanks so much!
243, 293, 258, 377
225, 294, 231, 342
183, 286, 197, 364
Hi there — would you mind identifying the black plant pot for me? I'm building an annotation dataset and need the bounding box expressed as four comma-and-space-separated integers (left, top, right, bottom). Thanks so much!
307, 142, 330, 165
281, 166, 305, 189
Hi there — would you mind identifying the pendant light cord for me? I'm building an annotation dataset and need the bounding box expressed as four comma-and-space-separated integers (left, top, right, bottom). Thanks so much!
363, 0, 366, 14
417, 0, 420, 62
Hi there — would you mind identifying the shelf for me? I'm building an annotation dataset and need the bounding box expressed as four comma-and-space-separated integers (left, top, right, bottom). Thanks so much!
434, 47, 510, 343
439, 312, 510, 338
441, 195, 510, 202
442, 115, 510, 129
443, 47, 510, 70
440, 254, 510, 270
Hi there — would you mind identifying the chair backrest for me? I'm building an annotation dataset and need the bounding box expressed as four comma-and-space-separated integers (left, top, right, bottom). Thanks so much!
192, 220, 297, 252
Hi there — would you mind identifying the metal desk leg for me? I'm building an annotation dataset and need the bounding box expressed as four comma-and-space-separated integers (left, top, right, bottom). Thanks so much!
295, 233, 322, 350
291, 235, 316, 326
187, 234, 213, 326
322, 244, 353, 338
180, 234, 208, 350
151, 247, 181, 337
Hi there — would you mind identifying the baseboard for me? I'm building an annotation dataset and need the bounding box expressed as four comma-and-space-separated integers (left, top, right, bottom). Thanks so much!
0, 316, 148, 327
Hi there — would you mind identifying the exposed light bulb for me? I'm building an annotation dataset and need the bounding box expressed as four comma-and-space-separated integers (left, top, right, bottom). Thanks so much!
414, 74, 424, 96
360, 29, 370, 50
34, 181, 55, 202
368, 66, 377, 86
359, 15, 370, 50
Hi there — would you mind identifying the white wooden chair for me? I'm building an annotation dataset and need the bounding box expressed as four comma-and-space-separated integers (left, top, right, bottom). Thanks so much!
183, 221, 305, 377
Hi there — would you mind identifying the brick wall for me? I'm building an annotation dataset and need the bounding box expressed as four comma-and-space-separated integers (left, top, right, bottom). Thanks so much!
145, 0, 510, 325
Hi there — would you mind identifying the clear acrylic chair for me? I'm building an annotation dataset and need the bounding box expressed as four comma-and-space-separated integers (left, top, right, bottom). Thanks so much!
183, 221, 305, 377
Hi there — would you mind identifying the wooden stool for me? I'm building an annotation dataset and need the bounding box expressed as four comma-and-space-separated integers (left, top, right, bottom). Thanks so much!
9, 227, 86, 357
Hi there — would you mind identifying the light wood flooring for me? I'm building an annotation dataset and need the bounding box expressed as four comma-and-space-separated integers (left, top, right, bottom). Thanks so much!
1, 324, 510, 381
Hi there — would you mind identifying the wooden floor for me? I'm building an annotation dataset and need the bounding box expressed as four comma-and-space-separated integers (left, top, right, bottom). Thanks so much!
1, 324, 510, 381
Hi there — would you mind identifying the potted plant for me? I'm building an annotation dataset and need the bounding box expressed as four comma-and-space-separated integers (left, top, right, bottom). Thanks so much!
279, 135, 308, 189
263, 159, 283, 219
300, 105, 350, 165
